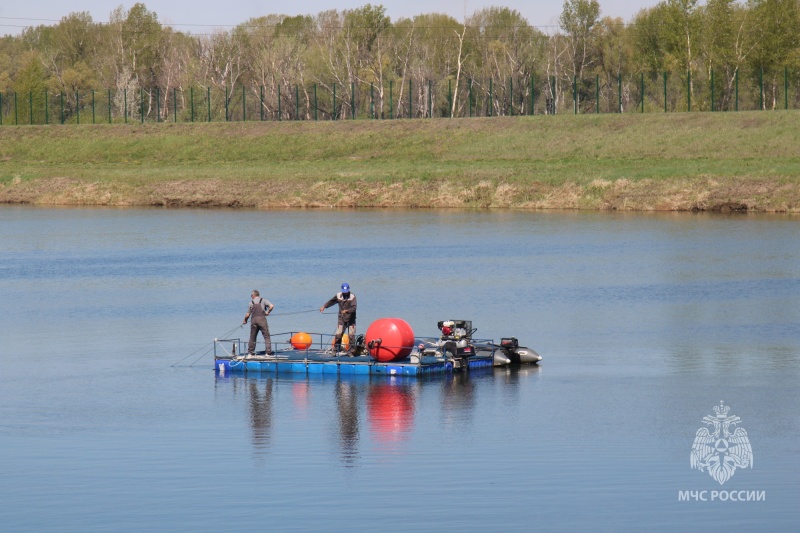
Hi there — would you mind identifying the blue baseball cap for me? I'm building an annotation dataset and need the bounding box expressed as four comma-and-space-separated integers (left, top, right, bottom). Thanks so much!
341, 283, 350, 292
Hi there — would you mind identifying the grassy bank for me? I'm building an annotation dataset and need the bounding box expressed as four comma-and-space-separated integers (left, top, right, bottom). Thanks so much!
1, 112, 800, 211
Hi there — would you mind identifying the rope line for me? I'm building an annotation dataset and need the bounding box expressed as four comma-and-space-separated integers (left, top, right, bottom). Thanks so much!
188, 346, 213, 367
170, 324, 241, 366
271, 308, 334, 316
171, 310, 338, 367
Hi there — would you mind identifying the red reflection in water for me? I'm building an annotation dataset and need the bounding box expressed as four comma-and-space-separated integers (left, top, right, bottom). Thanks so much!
367, 382, 415, 445
292, 381, 309, 417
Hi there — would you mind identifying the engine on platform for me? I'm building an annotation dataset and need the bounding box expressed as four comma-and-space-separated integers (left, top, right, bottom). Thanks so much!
436, 319, 477, 370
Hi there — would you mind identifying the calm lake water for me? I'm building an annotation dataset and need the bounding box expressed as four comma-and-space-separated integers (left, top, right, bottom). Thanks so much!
0, 207, 798, 532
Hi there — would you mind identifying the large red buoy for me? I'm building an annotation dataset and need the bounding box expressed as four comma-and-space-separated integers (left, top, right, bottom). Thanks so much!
365, 318, 415, 362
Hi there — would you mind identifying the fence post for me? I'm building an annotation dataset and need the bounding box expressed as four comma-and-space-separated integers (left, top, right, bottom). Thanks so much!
428, 79, 432, 118
489, 78, 493, 117
510, 77, 514, 116
711, 70, 714, 112
448, 79, 452, 118
687, 70, 691, 112
469, 78, 473, 117
573, 75, 577, 114
596, 74, 599, 114
663, 71, 667, 113
640, 72, 644, 113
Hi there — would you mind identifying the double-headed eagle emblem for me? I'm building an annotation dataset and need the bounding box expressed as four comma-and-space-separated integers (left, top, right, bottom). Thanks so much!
690, 401, 753, 485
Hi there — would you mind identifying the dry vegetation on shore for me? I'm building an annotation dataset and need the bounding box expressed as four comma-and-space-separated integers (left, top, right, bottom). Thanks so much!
1, 112, 799, 212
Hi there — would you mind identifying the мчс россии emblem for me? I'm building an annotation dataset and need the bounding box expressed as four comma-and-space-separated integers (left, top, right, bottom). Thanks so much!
690, 401, 753, 485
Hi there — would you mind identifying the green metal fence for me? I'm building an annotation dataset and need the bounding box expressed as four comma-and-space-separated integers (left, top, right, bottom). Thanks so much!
2, 68, 798, 125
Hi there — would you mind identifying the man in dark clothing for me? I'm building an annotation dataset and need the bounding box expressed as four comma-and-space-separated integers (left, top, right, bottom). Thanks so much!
320, 283, 357, 354
244, 290, 275, 356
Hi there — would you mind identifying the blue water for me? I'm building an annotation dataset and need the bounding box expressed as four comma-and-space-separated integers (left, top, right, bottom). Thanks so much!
0, 207, 798, 531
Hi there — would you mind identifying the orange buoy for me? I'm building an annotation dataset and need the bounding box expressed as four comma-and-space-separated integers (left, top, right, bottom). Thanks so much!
290, 332, 313, 350
365, 318, 415, 362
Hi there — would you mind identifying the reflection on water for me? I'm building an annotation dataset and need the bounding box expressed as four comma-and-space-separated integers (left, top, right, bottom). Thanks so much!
440, 370, 478, 428
366, 379, 416, 448
224, 370, 545, 464
248, 379, 273, 452
335, 379, 360, 465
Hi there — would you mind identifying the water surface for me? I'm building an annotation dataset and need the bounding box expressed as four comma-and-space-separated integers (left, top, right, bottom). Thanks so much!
0, 207, 798, 531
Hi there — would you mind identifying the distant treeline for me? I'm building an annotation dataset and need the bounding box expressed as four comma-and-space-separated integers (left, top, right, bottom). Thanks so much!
1, 1, 800, 123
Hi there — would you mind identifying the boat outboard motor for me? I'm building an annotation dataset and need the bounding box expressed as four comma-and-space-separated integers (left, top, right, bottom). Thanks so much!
500, 337, 542, 364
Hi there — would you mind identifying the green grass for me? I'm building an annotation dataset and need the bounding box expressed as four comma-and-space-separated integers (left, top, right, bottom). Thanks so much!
1, 112, 799, 210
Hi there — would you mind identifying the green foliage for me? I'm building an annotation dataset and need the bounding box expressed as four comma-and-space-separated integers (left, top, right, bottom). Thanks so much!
344, 4, 390, 55
748, 0, 800, 75
2, 2, 800, 117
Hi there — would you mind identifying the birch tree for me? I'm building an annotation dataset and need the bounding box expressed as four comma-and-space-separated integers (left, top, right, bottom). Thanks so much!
560, 0, 601, 109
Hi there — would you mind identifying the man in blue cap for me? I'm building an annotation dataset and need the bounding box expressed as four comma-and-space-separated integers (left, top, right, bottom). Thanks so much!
320, 283, 357, 355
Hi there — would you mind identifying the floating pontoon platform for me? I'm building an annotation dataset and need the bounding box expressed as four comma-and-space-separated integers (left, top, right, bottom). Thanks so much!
213, 333, 495, 377
213, 321, 541, 377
